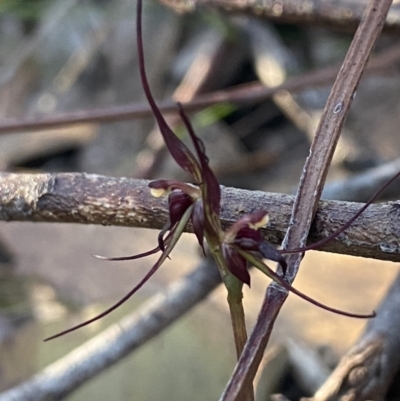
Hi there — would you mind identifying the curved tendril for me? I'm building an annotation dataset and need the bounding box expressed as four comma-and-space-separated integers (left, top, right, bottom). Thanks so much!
283, 170, 400, 255
92, 245, 161, 261
158, 220, 172, 252
45, 206, 194, 341
238, 249, 375, 319
92, 230, 175, 261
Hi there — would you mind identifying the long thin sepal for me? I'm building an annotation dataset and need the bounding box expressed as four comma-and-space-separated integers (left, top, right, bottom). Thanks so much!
238, 249, 375, 319
177, 103, 221, 239
92, 245, 161, 261
136, 0, 201, 182
92, 229, 175, 261
283, 169, 400, 254
44, 205, 194, 341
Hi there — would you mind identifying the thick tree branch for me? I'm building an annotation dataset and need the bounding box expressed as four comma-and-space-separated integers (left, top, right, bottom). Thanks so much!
1, 172, 400, 262
0, 257, 221, 401
160, 0, 400, 33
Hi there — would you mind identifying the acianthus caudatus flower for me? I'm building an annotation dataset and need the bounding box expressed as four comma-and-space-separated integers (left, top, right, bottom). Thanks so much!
45, 0, 385, 342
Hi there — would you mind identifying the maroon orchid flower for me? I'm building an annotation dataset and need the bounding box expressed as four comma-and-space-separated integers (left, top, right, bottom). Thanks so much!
221, 211, 284, 286
45, 0, 379, 342
148, 179, 205, 252
218, 210, 375, 319
44, 0, 213, 342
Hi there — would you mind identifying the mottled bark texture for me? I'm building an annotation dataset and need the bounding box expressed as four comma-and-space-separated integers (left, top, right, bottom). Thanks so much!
1, 172, 400, 262
160, 0, 400, 33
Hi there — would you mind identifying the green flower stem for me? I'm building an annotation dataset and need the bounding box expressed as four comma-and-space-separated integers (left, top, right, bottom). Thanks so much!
208, 244, 254, 401
225, 273, 247, 359
208, 247, 247, 356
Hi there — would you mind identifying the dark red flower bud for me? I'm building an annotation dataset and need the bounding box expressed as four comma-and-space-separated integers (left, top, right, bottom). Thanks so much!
234, 227, 285, 273
169, 191, 194, 227
223, 210, 287, 280
222, 245, 250, 286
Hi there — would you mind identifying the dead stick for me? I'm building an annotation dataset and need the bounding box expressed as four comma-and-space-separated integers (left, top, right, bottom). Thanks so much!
0, 43, 399, 135
1, 172, 400, 262
220, 1, 394, 399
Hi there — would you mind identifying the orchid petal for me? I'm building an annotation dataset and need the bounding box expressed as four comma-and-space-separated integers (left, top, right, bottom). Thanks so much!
192, 200, 205, 253
93, 228, 175, 261
258, 242, 287, 275
225, 211, 269, 242
158, 220, 172, 251
149, 180, 200, 199
45, 205, 195, 341
177, 103, 221, 238
234, 230, 287, 275
136, 0, 201, 182
92, 244, 161, 261
234, 227, 265, 244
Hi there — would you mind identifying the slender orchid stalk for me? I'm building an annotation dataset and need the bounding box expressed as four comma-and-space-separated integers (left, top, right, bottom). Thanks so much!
45, 0, 400, 347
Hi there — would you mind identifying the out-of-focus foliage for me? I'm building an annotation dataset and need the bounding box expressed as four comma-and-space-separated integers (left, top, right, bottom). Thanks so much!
0, 0, 50, 21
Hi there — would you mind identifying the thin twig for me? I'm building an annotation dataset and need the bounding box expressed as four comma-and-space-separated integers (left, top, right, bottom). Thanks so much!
322, 158, 400, 202
0, 257, 221, 401
243, 16, 362, 167
0, 43, 399, 135
220, 1, 394, 399
1, 172, 400, 261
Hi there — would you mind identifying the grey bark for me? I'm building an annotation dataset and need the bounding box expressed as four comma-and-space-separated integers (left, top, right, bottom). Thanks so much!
159, 0, 400, 34
1, 172, 400, 262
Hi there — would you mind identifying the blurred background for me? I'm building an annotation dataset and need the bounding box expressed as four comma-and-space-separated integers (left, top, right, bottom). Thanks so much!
0, 0, 400, 399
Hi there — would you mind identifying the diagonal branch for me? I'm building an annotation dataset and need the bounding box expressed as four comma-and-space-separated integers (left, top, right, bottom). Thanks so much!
220, 0, 394, 399
0, 257, 221, 401
1, 172, 400, 262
